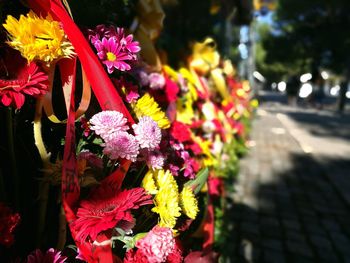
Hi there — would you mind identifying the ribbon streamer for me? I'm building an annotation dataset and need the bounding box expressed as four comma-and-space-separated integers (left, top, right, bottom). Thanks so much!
28, 1, 134, 261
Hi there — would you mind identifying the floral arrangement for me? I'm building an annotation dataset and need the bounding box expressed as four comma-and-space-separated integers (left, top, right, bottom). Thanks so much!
0, 1, 257, 262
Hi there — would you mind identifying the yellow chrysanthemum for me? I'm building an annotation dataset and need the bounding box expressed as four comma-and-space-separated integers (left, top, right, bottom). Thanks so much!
152, 186, 181, 228
133, 93, 170, 129
142, 170, 158, 195
143, 169, 181, 228
3, 11, 75, 64
154, 169, 177, 190
180, 186, 199, 219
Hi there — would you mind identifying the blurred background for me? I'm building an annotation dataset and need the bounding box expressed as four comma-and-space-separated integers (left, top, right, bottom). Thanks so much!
210, 1, 350, 262
161, 0, 350, 261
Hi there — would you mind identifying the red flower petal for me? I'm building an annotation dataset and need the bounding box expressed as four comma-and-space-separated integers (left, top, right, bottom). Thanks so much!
72, 186, 152, 242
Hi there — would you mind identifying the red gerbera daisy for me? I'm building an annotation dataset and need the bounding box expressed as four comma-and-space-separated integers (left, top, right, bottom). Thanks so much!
72, 186, 152, 242
0, 62, 48, 109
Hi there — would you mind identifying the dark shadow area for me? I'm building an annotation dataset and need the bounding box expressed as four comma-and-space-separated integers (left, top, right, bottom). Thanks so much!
224, 153, 350, 263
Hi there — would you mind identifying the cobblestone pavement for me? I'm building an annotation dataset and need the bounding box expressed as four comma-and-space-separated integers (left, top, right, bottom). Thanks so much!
226, 100, 350, 263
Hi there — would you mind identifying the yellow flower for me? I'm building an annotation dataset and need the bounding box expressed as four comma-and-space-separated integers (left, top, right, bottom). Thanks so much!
192, 136, 217, 167
163, 65, 179, 81
179, 68, 198, 101
142, 170, 158, 195
176, 68, 199, 124
152, 186, 181, 228
180, 186, 199, 219
176, 91, 195, 124
236, 88, 247, 98
250, 99, 259, 108
133, 93, 170, 129
142, 169, 181, 228
3, 11, 75, 64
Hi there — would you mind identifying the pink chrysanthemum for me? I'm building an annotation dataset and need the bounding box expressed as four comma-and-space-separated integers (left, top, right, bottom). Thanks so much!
148, 73, 166, 90
0, 62, 48, 109
135, 226, 175, 263
132, 116, 162, 149
143, 150, 165, 170
95, 37, 132, 73
89, 110, 129, 141
103, 131, 139, 162
72, 186, 152, 242
27, 248, 67, 263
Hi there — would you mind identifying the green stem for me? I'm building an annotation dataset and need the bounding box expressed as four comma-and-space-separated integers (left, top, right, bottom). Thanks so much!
34, 67, 54, 246
0, 168, 7, 202
6, 107, 19, 209
56, 204, 67, 250
130, 164, 147, 187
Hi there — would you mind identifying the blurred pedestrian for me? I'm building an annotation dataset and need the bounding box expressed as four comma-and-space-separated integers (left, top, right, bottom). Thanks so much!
309, 69, 325, 109
286, 74, 300, 106
313, 76, 325, 109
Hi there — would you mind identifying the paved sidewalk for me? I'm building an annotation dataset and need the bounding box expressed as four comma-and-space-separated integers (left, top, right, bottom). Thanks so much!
226, 103, 350, 263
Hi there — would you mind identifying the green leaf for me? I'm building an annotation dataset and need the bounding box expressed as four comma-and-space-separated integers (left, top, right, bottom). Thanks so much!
92, 137, 103, 145
184, 167, 209, 194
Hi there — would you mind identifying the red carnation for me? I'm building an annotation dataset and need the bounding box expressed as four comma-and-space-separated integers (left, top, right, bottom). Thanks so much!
124, 249, 149, 263
0, 62, 48, 109
0, 203, 20, 247
166, 239, 183, 263
71, 186, 152, 242
170, 121, 192, 143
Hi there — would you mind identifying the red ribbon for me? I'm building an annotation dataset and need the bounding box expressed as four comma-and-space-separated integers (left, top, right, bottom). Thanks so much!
203, 180, 215, 251
28, 1, 134, 261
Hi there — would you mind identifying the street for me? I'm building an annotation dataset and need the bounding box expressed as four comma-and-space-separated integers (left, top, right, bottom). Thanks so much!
226, 91, 350, 262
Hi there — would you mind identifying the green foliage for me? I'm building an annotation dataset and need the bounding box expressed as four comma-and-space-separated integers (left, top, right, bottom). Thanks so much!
258, 0, 350, 80
185, 168, 209, 194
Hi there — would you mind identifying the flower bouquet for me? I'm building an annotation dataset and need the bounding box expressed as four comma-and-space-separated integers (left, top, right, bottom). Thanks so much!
0, 0, 257, 262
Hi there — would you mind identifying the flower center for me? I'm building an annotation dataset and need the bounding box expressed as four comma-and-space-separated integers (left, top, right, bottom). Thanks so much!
106, 52, 117, 62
